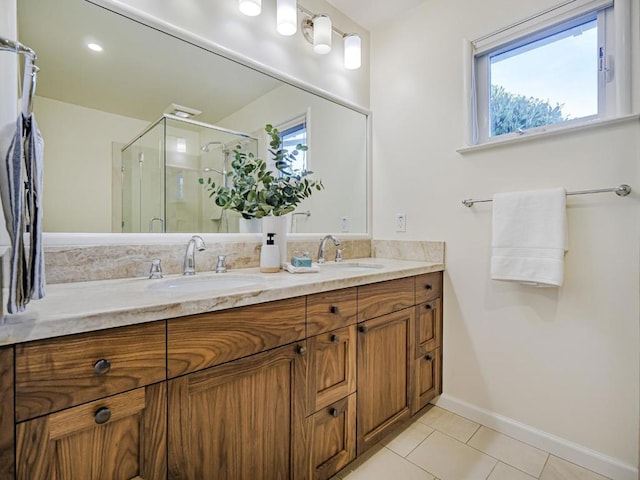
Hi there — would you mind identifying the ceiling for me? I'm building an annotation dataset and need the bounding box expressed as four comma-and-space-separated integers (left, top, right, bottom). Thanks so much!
325, 0, 425, 30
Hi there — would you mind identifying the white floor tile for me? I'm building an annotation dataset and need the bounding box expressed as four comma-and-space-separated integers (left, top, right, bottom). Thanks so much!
417, 406, 480, 443
407, 430, 497, 480
540, 456, 612, 480
382, 421, 435, 457
342, 447, 436, 480
488, 462, 537, 480
468, 426, 548, 477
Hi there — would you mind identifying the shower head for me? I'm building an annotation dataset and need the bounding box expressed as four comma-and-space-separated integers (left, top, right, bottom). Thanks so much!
201, 141, 223, 152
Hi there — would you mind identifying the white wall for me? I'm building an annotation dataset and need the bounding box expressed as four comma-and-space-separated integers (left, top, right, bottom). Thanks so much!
371, 0, 640, 477
0, 0, 17, 247
35, 97, 147, 232
104, 0, 370, 108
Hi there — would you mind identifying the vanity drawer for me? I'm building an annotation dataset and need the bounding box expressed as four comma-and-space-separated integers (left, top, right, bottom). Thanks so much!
357, 276, 415, 321
168, 297, 306, 377
307, 287, 357, 337
15, 321, 166, 422
415, 298, 442, 357
415, 272, 443, 304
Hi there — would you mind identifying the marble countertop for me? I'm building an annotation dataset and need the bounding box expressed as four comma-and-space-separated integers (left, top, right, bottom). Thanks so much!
0, 257, 444, 346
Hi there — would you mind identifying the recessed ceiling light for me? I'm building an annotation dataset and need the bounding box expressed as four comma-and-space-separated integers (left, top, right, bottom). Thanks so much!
87, 43, 103, 52
164, 103, 202, 119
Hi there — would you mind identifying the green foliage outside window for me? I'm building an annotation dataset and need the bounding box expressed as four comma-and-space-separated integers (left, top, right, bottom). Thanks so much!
490, 84, 567, 136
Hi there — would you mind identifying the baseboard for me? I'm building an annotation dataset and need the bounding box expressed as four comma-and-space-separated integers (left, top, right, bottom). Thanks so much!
432, 394, 638, 480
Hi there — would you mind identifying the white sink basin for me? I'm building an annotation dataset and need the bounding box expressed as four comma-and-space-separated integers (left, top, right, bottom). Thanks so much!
319, 262, 385, 272
147, 274, 263, 294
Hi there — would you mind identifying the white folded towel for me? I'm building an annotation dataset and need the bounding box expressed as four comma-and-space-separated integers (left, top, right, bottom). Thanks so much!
491, 188, 568, 287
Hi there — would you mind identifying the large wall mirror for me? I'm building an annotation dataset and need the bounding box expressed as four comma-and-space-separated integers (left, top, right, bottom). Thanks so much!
18, 0, 369, 236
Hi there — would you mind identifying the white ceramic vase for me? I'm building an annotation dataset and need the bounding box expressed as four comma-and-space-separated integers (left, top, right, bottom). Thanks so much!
262, 215, 288, 267
238, 217, 261, 233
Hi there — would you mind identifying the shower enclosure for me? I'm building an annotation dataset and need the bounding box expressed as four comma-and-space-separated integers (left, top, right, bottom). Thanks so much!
119, 114, 257, 233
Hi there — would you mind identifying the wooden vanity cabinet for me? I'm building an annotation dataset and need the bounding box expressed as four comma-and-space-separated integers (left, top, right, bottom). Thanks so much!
16, 382, 167, 480
0, 346, 15, 480
167, 342, 309, 480
5, 270, 444, 480
413, 272, 444, 414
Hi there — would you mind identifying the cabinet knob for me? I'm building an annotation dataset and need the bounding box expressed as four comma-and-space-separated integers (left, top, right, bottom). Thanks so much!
358, 325, 368, 334
329, 407, 339, 417
330, 334, 341, 344
425, 304, 432, 310
425, 284, 433, 291
330, 305, 340, 315
425, 354, 432, 361
94, 407, 111, 425
93, 358, 111, 376
296, 344, 307, 356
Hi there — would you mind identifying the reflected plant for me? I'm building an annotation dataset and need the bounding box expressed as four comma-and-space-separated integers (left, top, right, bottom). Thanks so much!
199, 124, 324, 219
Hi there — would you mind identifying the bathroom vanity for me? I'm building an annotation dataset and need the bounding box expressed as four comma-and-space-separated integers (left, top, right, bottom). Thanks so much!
0, 259, 443, 480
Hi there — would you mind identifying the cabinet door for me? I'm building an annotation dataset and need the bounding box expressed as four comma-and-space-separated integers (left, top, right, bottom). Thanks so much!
413, 349, 442, 414
415, 298, 442, 357
168, 342, 309, 480
307, 325, 356, 415
356, 308, 415, 454
16, 383, 167, 480
309, 394, 356, 480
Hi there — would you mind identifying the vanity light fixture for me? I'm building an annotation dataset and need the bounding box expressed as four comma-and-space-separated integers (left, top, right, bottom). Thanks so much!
277, 0, 297, 36
311, 14, 332, 54
298, 7, 362, 69
238, 1, 362, 69
343, 33, 361, 70
239, 0, 261, 16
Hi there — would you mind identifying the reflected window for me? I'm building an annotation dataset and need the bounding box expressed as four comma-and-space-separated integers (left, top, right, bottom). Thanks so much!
279, 121, 307, 174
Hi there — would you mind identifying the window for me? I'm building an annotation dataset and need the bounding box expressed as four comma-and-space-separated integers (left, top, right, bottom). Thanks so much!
278, 120, 307, 174
468, 0, 631, 146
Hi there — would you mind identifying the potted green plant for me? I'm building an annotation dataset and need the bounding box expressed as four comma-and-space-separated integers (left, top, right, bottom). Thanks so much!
199, 123, 324, 220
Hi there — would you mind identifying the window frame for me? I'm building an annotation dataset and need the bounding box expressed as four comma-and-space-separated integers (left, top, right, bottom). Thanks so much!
465, 0, 631, 148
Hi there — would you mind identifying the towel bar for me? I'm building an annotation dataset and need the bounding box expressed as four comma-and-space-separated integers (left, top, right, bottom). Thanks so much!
462, 184, 632, 207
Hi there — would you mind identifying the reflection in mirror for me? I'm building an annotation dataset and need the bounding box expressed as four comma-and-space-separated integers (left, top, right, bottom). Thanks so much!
18, 0, 368, 234
120, 114, 258, 233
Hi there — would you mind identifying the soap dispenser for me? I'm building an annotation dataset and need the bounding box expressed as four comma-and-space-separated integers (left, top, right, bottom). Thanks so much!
260, 233, 281, 273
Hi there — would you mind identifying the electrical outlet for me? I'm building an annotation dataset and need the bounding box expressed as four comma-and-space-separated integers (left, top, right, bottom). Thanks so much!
396, 213, 406, 232
341, 216, 349, 232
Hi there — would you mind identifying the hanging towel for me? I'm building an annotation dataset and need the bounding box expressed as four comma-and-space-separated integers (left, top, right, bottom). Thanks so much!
490, 188, 568, 287
24, 113, 45, 300
2, 116, 29, 313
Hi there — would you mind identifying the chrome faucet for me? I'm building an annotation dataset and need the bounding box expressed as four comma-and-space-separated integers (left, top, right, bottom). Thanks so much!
183, 235, 206, 275
317, 235, 341, 264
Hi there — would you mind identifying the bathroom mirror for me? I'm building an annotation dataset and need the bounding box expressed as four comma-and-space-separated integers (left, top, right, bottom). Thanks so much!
18, 0, 368, 235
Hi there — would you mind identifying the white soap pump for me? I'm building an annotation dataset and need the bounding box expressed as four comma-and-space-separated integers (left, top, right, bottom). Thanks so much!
260, 232, 281, 273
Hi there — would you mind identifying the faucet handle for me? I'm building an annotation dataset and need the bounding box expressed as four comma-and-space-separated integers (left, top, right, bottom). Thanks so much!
335, 247, 347, 263
148, 258, 163, 279
216, 253, 237, 273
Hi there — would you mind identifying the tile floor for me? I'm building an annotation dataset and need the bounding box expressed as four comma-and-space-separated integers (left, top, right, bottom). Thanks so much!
334, 406, 612, 480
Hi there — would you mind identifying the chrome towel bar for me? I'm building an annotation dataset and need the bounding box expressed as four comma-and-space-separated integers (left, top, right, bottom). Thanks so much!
462, 184, 632, 207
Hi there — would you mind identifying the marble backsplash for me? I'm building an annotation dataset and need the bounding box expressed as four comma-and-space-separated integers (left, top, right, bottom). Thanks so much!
43, 238, 444, 284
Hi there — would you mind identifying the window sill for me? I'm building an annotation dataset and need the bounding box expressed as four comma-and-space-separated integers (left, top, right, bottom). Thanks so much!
456, 113, 640, 154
